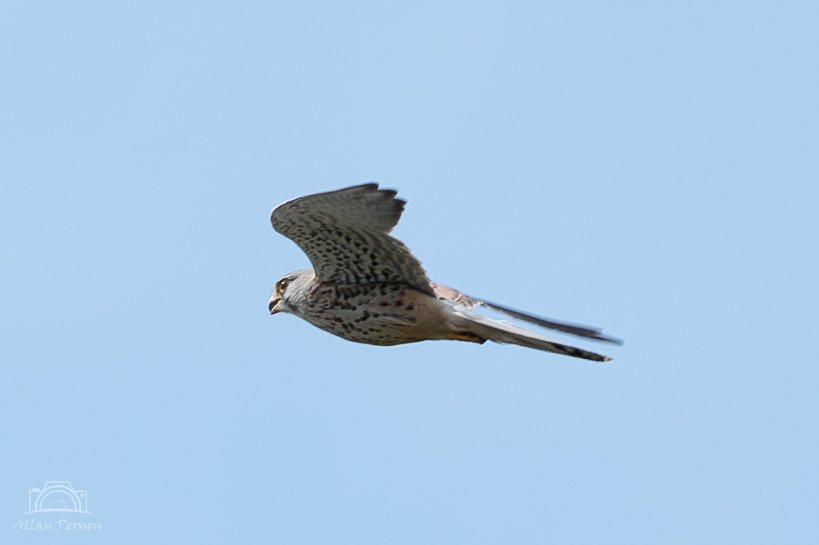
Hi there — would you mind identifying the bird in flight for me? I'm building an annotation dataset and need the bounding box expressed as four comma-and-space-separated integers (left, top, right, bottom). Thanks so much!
269, 184, 621, 361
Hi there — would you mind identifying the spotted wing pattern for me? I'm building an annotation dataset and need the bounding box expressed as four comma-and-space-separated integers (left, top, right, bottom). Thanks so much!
271, 184, 434, 294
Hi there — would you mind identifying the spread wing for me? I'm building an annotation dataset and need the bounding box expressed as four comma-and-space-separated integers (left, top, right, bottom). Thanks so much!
432, 283, 623, 345
271, 184, 434, 294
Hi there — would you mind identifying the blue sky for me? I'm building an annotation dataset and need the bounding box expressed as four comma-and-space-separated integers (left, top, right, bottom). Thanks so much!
2, 1, 817, 543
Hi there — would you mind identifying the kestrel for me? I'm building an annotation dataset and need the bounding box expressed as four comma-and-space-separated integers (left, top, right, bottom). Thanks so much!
269, 184, 620, 361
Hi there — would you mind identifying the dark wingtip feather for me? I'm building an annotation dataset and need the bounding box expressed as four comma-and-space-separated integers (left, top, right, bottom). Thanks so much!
482, 299, 623, 345
357, 184, 403, 205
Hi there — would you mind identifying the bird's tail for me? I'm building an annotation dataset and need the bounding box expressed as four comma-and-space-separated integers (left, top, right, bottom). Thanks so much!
447, 307, 612, 362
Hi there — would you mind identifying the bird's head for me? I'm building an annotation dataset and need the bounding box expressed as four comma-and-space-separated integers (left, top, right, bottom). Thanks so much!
268, 269, 314, 315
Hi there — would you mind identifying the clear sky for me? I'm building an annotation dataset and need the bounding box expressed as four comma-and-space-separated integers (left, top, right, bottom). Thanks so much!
2, 1, 817, 544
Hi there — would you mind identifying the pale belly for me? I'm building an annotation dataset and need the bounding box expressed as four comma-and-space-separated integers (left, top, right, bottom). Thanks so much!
297, 283, 446, 346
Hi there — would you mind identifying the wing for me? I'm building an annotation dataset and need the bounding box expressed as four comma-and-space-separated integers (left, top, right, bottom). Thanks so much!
432, 283, 622, 344
446, 304, 613, 361
271, 184, 434, 294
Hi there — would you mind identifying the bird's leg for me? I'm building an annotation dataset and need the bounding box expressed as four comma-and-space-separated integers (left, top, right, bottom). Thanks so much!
446, 332, 487, 344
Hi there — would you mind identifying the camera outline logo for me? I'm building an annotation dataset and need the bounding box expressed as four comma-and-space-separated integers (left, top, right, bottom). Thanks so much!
27, 481, 92, 515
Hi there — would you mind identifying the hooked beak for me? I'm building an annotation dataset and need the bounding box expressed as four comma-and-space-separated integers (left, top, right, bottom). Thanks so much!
269, 298, 281, 315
